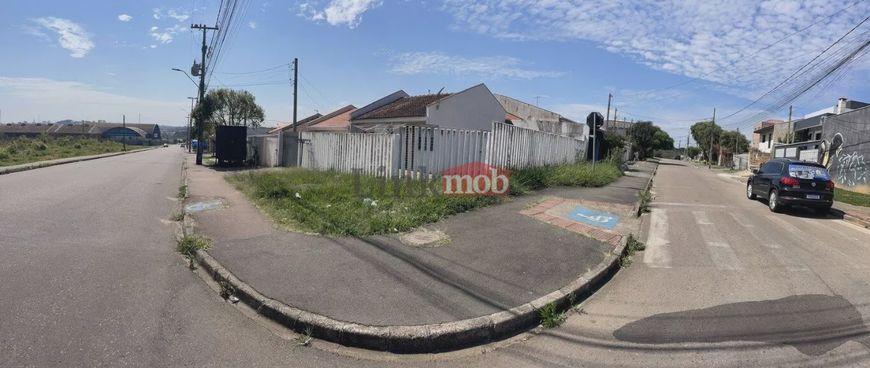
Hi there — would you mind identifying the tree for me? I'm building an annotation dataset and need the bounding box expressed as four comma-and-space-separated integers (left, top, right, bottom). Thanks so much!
720, 129, 750, 154
690, 121, 723, 162
652, 128, 674, 151
626, 122, 674, 160
602, 133, 627, 160
201, 88, 265, 128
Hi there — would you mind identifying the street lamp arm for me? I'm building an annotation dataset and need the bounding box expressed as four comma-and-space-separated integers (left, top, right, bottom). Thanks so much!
171, 68, 199, 89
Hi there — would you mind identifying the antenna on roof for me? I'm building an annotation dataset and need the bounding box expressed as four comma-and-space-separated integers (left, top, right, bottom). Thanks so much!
436, 87, 444, 96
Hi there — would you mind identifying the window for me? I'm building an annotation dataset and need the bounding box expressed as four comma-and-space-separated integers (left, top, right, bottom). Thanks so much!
760, 134, 766, 143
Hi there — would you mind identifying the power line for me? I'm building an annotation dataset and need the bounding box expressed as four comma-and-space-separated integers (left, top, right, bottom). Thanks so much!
717, 16, 869, 124
218, 63, 291, 75
625, 1, 867, 101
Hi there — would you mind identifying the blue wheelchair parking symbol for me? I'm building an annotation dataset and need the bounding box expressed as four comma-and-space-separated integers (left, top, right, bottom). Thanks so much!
567, 206, 620, 230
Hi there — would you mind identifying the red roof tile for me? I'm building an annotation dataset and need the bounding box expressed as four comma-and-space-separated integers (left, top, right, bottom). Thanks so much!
354, 94, 451, 120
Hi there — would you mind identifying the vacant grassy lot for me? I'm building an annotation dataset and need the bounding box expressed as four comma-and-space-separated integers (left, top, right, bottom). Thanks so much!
0, 137, 125, 166
229, 161, 622, 236
835, 188, 870, 208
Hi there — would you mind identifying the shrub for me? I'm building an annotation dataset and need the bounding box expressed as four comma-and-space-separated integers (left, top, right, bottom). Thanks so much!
538, 303, 566, 328
176, 235, 211, 257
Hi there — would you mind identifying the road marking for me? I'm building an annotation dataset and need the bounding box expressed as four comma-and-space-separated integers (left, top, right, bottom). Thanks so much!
706, 241, 743, 271
767, 215, 859, 268
729, 212, 755, 228
694, 210, 744, 270
738, 214, 809, 272
693, 210, 713, 225
643, 209, 671, 268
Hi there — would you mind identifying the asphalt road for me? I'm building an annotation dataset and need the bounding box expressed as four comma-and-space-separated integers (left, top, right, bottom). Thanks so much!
0, 148, 307, 367
2, 154, 869, 367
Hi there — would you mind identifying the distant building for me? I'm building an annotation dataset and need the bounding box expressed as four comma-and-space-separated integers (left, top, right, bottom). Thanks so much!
267, 114, 323, 135
495, 94, 585, 138
0, 121, 161, 145
300, 105, 358, 132
602, 119, 636, 137
751, 119, 786, 153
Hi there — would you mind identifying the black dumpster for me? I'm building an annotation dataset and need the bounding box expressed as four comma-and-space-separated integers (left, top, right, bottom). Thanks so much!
215, 125, 247, 166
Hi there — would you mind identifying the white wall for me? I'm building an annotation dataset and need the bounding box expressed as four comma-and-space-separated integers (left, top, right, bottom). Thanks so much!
427, 84, 506, 131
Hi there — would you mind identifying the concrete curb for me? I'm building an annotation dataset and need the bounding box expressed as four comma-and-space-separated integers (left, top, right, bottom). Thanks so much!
0, 147, 158, 175
831, 208, 870, 229
180, 162, 659, 353
634, 161, 659, 217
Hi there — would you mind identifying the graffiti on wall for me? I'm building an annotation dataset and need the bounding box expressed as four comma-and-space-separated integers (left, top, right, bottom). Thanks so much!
819, 132, 869, 192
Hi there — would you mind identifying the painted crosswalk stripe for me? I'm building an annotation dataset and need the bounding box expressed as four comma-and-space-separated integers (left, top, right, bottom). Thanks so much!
729, 212, 755, 228
643, 208, 671, 268
694, 210, 744, 270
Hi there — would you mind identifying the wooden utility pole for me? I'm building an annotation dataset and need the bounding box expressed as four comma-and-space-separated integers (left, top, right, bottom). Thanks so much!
292, 58, 298, 132
787, 105, 793, 144
191, 23, 218, 165
708, 108, 716, 169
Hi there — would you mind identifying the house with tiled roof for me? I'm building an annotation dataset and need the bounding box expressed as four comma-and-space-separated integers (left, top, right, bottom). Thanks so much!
350, 83, 506, 132
267, 113, 323, 134
300, 105, 357, 132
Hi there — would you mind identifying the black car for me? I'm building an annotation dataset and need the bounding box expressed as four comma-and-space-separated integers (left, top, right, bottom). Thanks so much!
747, 158, 835, 214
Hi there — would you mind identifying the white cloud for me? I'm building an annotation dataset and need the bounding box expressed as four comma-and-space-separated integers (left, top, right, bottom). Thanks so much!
248, 21, 257, 29
152, 8, 161, 20
297, 0, 382, 28
391, 51, 563, 79
117, 14, 132, 22
0, 76, 187, 123
441, 0, 870, 94
31, 17, 94, 58
149, 24, 186, 45
167, 10, 190, 22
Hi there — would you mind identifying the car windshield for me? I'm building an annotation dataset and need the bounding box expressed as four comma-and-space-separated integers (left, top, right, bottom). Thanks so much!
788, 164, 831, 180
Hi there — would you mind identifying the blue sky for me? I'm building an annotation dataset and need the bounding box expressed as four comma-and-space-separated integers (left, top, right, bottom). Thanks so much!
1, 0, 868, 143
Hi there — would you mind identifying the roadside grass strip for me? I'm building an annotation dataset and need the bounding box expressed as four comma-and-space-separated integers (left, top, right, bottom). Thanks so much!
227, 162, 622, 236
0, 136, 125, 167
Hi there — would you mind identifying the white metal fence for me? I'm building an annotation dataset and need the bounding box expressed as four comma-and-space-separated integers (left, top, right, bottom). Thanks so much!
299, 122, 586, 177
300, 131, 400, 176
489, 122, 585, 169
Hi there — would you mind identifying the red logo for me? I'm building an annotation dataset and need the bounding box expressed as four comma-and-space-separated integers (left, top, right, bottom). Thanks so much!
440, 162, 510, 196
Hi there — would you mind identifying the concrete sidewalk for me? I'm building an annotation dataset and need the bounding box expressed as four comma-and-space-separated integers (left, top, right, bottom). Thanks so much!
184, 157, 655, 350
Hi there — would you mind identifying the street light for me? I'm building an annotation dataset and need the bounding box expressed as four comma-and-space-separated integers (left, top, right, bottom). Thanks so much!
171, 68, 199, 89
173, 68, 200, 153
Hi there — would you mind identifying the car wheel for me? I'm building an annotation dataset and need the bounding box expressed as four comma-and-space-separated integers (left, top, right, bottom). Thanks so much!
746, 182, 756, 199
768, 190, 781, 212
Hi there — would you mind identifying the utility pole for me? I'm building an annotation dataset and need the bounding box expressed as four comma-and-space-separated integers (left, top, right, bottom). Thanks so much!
187, 97, 197, 153
686, 133, 690, 159
122, 114, 127, 152
191, 23, 218, 165
598, 93, 611, 167
292, 58, 299, 132
708, 108, 716, 169
787, 105, 793, 144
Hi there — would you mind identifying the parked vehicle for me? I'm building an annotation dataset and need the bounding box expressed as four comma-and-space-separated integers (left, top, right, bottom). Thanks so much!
746, 158, 834, 214
215, 125, 247, 166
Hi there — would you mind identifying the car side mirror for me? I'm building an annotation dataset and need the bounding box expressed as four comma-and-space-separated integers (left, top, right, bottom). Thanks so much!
751, 169, 758, 174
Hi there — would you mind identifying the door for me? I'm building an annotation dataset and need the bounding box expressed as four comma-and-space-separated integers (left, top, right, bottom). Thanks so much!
757, 161, 782, 197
